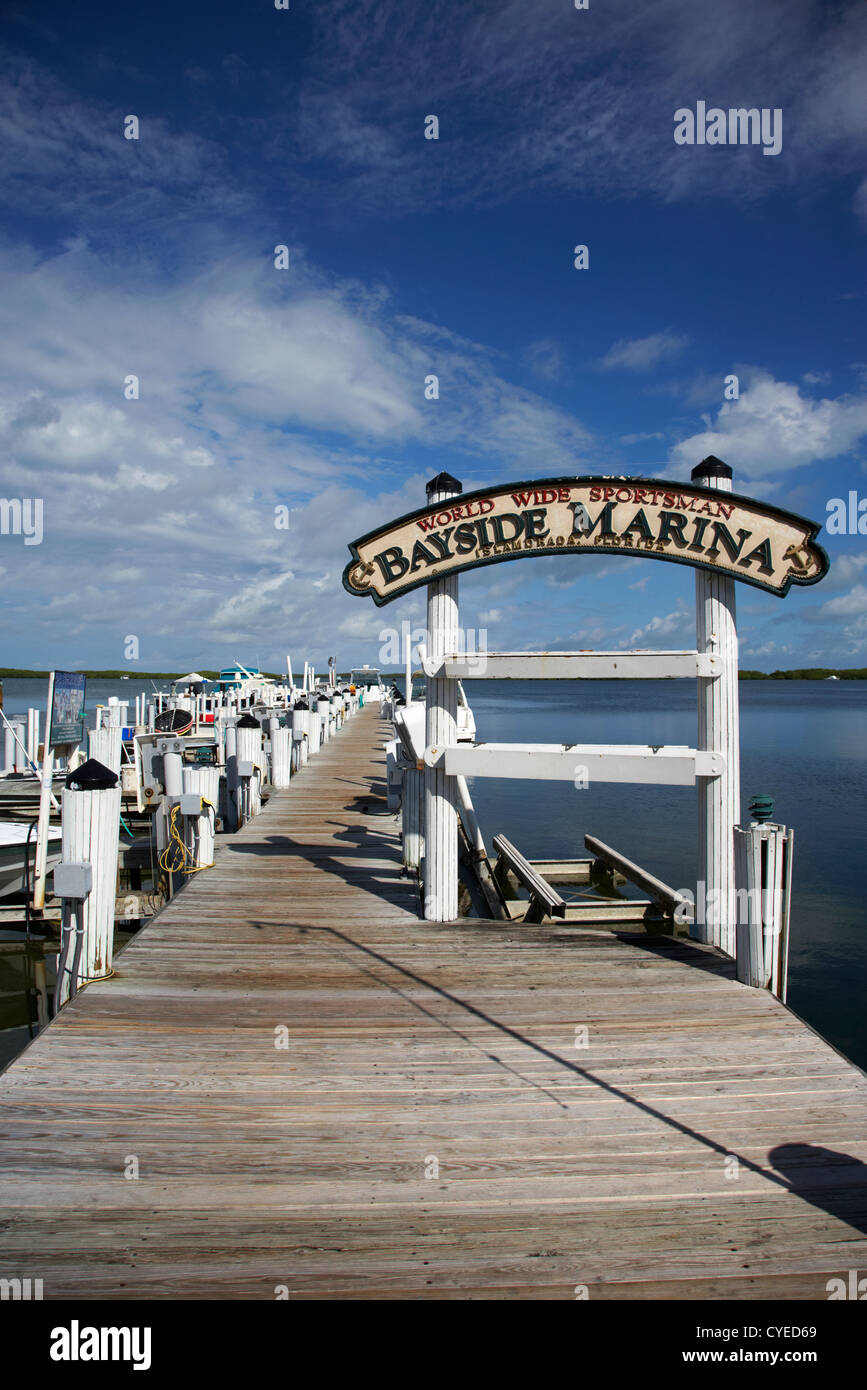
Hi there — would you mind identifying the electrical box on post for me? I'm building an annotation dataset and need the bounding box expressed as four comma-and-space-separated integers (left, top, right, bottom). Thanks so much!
53, 861, 93, 899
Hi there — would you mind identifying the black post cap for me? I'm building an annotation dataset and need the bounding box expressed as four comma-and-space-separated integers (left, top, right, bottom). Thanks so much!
426, 471, 463, 498
65, 758, 118, 791
691, 455, 732, 482
236, 713, 261, 729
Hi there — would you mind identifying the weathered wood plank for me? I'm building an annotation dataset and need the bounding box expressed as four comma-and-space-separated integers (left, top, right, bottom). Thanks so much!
0, 703, 864, 1300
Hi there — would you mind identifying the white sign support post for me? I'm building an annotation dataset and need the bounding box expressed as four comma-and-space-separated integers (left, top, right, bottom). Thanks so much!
692, 457, 741, 956
424, 473, 462, 921
32, 670, 56, 911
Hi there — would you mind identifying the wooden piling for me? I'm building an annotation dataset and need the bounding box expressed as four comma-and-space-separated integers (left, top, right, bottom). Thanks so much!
88, 724, 122, 775
56, 779, 121, 1005
424, 473, 462, 921
692, 457, 741, 957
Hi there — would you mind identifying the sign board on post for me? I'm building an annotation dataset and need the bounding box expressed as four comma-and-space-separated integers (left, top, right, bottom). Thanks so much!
49, 672, 87, 746
343, 473, 829, 606
342, 459, 833, 950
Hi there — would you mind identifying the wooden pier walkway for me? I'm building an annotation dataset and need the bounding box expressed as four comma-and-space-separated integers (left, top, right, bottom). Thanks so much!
1, 702, 866, 1299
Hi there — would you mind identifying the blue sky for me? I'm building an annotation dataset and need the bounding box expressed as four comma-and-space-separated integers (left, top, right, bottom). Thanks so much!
1, 0, 866, 672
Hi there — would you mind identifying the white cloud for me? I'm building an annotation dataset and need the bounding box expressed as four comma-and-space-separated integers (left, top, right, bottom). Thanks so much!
818, 584, 867, 618
598, 331, 689, 373
627, 607, 692, 647
670, 371, 867, 481
524, 338, 565, 381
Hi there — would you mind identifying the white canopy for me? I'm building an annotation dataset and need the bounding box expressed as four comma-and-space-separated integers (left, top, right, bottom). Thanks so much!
172, 672, 211, 685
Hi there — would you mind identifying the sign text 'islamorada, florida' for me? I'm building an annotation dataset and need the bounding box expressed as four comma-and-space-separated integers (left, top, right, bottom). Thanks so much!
343, 477, 829, 606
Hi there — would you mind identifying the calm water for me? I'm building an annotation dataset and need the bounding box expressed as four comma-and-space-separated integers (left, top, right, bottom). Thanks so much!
1, 677, 866, 1071
462, 679, 867, 1072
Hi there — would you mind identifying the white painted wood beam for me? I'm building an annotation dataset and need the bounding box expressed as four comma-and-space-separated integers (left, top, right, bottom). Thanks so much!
428, 651, 724, 680
432, 743, 724, 786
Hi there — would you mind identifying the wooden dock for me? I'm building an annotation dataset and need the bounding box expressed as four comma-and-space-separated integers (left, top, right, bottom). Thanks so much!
1, 702, 866, 1299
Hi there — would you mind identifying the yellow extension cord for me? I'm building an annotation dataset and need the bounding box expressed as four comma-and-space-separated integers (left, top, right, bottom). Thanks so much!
158, 799, 215, 877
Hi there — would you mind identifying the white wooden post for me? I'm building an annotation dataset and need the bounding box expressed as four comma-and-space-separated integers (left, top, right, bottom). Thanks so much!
692, 456, 741, 956
89, 724, 122, 775
236, 723, 262, 821
32, 672, 56, 910
13, 718, 26, 771
55, 773, 121, 1006
182, 764, 220, 868
292, 703, 310, 766
270, 720, 292, 788
734, 817, 793, 1000
424, 473, 462, 921
224, 722, 239, 831
309, 703, 323, 753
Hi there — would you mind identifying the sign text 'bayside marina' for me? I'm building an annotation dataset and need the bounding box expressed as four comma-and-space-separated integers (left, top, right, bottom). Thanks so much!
343, 475, 828, 605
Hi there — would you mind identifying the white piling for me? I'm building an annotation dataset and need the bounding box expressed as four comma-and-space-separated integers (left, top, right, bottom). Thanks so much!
292, 704, 310, 766
309, 706, 322, 755
26, 708, 38, 763
224, 723, 239, 830
13, 718, 27, 772
424, 474, 461, 921
734, 820, 793, 999
269, 719, 291, 788
315, 695, 329, 743
693, 457, 741, 957
89, 724, 122, 775
236, 723, 262, 823
107, 700, 127, 729
182, 765, 220, 869
55, 777, 121, 1006
163, 750, 183, 799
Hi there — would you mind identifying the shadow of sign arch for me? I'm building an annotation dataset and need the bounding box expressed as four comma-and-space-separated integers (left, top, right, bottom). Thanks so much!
343, 469, 829, 605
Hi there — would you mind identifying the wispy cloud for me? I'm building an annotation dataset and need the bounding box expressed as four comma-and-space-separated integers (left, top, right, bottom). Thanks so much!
599, 331, 689, 372
288, 0, 867, 217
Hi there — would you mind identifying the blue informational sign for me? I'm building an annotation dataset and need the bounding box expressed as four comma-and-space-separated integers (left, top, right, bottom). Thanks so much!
50, 671, 86, 746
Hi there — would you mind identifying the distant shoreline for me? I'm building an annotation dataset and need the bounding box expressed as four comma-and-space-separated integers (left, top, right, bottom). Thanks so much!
0, 667, 865, 682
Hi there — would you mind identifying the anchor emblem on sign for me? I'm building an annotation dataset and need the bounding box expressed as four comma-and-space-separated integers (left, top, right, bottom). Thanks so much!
783, 541, 814, 574
347, 561, 375, 591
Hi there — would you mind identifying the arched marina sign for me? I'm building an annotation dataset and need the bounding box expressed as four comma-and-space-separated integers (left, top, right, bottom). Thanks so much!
343, 467, 829, 605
